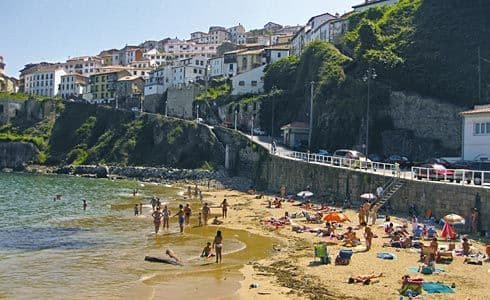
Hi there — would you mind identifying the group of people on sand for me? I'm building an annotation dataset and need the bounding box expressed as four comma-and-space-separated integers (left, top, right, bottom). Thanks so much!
358, 200, 379, 226
187, 184, 203, 203
149, 196, 230, 235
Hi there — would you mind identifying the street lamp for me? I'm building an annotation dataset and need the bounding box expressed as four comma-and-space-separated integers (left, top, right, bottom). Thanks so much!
362, 67, 377, 157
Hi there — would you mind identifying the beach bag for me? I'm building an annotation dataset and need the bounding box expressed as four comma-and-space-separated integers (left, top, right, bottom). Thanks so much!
335, 249, 352, 265
421, 266, 433, 274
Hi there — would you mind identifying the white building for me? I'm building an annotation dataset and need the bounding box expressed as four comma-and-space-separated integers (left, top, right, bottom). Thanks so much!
120, 46, 143, 65
24, 67, 66, 97
209, 57, 224, 78
228, 24, 247, 45
291, 12, 338, 55
64, 56, 103, 76
144, 66, 172, 96
231, 65, 265, 95
264, 47, 290, 64
172, 56, 208, 86
352, 0, 399, 12
461, 105, 490, 161
143, 49, 170, 66
59, 74, 88, 99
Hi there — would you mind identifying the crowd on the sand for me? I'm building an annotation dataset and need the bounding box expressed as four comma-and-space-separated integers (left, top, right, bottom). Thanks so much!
135, 185, 229, 264
260, 185, 490, 298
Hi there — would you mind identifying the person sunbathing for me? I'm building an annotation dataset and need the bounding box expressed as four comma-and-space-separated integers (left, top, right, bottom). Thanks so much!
385, 223, 394, 236
343, 227, 360, 247
383, 232, 402, 248
348, 273, 383, 284
401, 236, 413, 249
429, 237, 438, 251
318, 222, 335, 237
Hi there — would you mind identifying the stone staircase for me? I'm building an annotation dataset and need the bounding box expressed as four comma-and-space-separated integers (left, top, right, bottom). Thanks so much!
375, 178, 405, 210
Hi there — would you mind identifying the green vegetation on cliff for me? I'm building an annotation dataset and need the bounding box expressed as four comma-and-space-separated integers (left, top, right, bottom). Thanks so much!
48, 103, 222, 168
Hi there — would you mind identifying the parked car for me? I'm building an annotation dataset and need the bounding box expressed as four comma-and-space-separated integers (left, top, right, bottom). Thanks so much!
385, 155, 412, 169
316, 149, 331, 156
421, 158, 452, 168
414, 163, 471, 183
253, 128, 266, 135
368, 153, 384, 162
333, 149, 372, 168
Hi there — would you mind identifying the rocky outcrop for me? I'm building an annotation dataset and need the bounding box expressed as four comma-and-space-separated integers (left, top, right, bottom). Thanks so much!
0, 141, 38, 169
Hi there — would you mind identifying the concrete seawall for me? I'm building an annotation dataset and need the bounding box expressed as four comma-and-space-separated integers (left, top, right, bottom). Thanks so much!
254, 151, 490, 232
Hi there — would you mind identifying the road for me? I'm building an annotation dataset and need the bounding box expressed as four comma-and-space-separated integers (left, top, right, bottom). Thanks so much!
242, 132, 490, 189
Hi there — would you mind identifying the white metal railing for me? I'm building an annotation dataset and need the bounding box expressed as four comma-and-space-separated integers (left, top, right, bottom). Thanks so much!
411, 167, 490, 186
280, 150, 408, 178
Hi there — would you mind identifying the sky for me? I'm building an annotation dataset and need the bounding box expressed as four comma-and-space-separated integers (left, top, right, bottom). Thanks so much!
2, 0, 360, 77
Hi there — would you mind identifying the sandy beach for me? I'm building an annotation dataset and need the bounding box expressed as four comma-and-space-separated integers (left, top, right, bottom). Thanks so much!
182, 184, 490, 300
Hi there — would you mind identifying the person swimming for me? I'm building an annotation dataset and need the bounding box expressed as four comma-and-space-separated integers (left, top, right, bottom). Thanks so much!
165, 249, 182, 264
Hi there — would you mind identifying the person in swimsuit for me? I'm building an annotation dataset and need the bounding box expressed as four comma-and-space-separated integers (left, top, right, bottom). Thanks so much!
152, 208, 163, 235
212, 230, 223, 263
174, 204, 185, 233
348, 273, 383, 284
83, 200, 87, 211
201, 242, 214, 258
165, 249, 182, 264
134, 204, 139, 216
162, 205, 171, 230
184, 203, 192, 225
364, 226, 374, 251
202, 203, 211, 225
221, 199, 229, 218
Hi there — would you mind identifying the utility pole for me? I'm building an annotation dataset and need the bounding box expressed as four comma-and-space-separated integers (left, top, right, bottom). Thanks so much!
478, 47, 482, 104
234, 109, 237, 130
363, 68, 376, 157
308, 81, 314, 150
196, 104, 199, 123
251, 113, 254, 141
270, 86, 276, 146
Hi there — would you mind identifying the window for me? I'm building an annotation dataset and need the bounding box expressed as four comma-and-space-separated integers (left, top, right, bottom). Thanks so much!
251, 81, 257, 86
238, 81, 245, 86
474, 122, 490, 135
277, 52, 282, 58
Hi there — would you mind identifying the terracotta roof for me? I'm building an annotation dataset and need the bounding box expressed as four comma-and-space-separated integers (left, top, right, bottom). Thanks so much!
461, 105, 490, 116
281, 122, 309, 130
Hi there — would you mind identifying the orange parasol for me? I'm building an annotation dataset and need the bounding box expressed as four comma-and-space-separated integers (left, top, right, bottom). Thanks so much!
322, 212, 350, 223
442, 214, 465, 225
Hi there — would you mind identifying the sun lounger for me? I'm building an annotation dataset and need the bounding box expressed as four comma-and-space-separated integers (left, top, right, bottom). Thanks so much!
335, 249, 353, 265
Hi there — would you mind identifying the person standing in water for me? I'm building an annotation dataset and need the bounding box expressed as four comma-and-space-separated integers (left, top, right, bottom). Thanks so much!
174, 204, 185, 233
162, 205, 171, 230
134, 204, 139, 216
212, 230, 223, 263
221, 199, 229, 218
202, 203, 211, 225
152, 208, 163, 235
184, 203, 192, 225
83, 200, 87, 211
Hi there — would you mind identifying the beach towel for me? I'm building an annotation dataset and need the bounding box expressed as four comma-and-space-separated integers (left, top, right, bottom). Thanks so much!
422, 282, 454, 294
408, 266, 445, 274
377, 252, 396, 260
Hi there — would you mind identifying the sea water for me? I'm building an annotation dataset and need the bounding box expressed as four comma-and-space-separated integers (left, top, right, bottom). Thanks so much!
0, 172, 275, 299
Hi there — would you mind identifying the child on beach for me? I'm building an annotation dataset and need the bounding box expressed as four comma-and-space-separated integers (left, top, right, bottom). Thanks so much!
462, 237, 471, 256
201, 242, 215, 258
212, 216, 223, 225
364, 227, 374, 251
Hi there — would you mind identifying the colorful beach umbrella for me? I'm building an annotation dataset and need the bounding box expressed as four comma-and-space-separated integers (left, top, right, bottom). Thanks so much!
442, 214, 465, 225
297, 191, 314, 198
441, 222, 456, 239
323, 212, 350, 223
360, 193, 377, 200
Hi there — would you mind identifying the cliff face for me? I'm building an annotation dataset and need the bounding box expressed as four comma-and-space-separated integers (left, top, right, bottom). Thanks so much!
48, 103, 224, 169
0, 141, 38, 169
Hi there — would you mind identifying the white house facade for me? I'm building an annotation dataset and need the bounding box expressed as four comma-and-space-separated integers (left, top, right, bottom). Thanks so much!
209, 57, 224, 78
64, 56, 103, 76
231, 65, 265, 95
24, 67, 66, 97
144, 66, 172, 96
461, 105, 490, 161
59, 74, 88, 99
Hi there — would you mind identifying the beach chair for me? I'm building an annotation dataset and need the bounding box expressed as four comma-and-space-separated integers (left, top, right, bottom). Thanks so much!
427, 227, 437, 239
335, 249, 353, 265
314, 243, 330, 264
413, 227, 423, 240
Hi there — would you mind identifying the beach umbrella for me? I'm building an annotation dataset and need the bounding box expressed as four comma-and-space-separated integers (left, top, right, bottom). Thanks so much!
323, 212, 350, 223
360, 193, 377, 200
297, 191, 314, 198
442, 214, 465, 225
441, 222, 456, 239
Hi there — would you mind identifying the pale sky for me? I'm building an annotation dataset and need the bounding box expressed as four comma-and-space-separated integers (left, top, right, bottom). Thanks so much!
2, 0, 360, 77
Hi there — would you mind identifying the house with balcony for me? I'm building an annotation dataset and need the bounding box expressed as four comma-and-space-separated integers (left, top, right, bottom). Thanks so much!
115, 75, 145, 110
